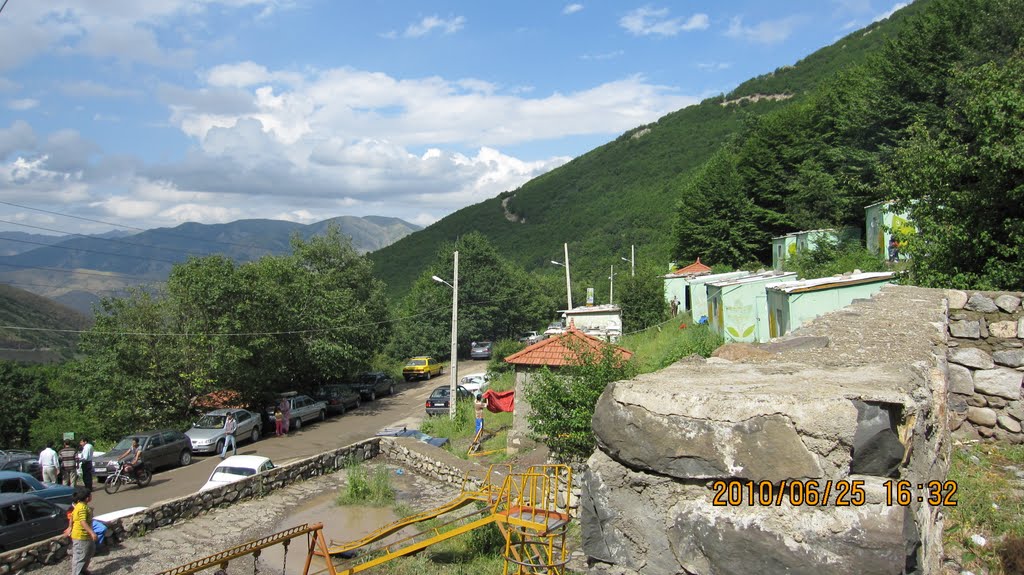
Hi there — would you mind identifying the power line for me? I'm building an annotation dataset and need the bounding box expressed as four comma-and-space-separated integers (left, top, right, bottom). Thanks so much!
0, 200, 275, 253
0, 0, 9, 16
0, 219, 215, 259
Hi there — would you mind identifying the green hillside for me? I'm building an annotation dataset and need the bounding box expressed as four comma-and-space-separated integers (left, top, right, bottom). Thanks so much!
0, 284, 92, 362
370, 3, 924, 300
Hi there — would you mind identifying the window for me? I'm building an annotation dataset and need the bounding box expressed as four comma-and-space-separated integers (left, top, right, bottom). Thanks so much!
147, 435, 164, 449
162, 432, 180, 445
0, 504, 21, 525
0, 478, 27, 493
20, 499, 55, 520
236, 412, 250, 423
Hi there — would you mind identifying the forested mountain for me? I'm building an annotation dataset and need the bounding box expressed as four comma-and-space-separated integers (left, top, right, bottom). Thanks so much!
369, 2, 927, 300
0, 284, 91, 362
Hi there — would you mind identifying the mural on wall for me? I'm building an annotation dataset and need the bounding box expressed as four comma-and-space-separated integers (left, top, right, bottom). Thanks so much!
724, 301, 756, 341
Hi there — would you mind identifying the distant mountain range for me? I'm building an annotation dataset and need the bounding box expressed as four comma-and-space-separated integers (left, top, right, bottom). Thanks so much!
0, 215, 419, 315
0, 283, 92, 362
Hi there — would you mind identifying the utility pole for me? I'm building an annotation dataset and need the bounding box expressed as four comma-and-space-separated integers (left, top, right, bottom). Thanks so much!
564, 243, 572, 310
609, 265, 614, 304
449, 251, 459, 419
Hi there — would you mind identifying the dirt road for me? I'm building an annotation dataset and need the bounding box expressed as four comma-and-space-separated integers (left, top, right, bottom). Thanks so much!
89, 360, 489, 515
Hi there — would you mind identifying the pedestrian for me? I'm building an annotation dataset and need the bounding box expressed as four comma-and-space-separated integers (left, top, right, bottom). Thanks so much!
273, 406, 284, 437
39, 442, 59, 484
474, 393, 487, 436
280, 398, 292, 434
59, 439, 79, 487
78, 438, 94, 491
221, 413, 238, 459
670, 296, 679, 318
64, 487, 97, 575
888, 237, 900, 263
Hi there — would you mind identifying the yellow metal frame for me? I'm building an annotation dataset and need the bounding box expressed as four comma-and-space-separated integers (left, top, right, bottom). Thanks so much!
157, 523, 337, 575
467, 425, 504, 457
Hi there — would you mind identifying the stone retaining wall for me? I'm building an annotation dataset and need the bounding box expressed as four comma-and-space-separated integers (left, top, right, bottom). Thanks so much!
0, 438, 381, 575
945, 290, 1024, 442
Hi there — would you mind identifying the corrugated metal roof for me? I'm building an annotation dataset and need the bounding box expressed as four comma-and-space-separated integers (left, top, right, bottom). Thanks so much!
710, 271, 797, 288
766, 271, 895, 294
504, 327, 634, 367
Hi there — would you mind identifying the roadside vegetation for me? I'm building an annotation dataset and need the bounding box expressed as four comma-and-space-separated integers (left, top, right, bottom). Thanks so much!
944, 442, 1024, 574
336, 459, 396, 507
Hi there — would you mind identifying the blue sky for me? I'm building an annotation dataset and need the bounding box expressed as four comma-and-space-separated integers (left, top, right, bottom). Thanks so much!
0, 0, 908, 234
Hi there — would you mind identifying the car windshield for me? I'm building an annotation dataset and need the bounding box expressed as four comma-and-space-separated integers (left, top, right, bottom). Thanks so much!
406, 359, 426, 366
194, 415, 226, 429
474, 342, 491, 348
213, 466, 256, 477
429, 388, 450, 399
316, 387, 339, 398
357, 374, 377, 383
112, 437, 142, 450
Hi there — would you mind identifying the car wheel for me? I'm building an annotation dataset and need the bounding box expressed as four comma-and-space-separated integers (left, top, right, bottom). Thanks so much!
337, 403, 345, 416
370, 390, 377, 401
319, 409, 326, 422
179, 450, 192, 467
389, 384, 395, 396
215, 439, 225, 455
250, 427, 260, 443
425, 371, 431, 380
355, 398, 361, 409
293, 418, 302, 431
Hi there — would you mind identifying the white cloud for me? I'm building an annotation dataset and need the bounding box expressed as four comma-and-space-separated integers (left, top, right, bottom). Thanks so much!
60, 80, 141, 99
8, 98, 39, 111
205, 61, 303, 88
873, 2, 909, 22
620, 7, 709, 36
726, 16, 803, 45
563, 4, 584, 15
581, 50, 624, 61
389, 15, 467, 39
697, 62, 731, 71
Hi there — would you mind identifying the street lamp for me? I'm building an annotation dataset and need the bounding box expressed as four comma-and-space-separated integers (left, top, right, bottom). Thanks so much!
609, 265, 617, 304
620, 244, 635, 277
551, 243, 573, 310
432, 251, 459, 420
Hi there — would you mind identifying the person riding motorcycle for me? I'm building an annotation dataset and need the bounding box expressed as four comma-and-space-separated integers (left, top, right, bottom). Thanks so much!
116, 438, 146, 481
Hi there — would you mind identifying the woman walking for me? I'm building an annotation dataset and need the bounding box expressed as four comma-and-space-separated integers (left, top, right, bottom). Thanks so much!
65, 487, 97, 575
274, 406, 284, 437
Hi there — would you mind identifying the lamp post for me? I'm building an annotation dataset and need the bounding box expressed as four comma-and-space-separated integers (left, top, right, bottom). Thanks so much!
431, 250, 459, 420
551, 243, 573, 310
609, 265, 617, 304
620, 244, 635, 277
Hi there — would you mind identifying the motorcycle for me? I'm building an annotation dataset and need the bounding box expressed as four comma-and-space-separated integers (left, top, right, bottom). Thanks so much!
103, 460, 152, 494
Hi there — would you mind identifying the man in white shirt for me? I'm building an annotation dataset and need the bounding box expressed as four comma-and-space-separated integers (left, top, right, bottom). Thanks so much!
78, 438, 95, 490
221, 413, 238, 459
38, 442, 59, 483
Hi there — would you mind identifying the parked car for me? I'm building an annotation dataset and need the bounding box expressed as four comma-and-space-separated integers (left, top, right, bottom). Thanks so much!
0, 493, 70, 553
347, 372, 396, 401
199, 455, 275, 493
264, 393, 327, 432
0, 450, 41, 480
93, 430, 193, 481
403, 357, 444, 381
375, 427, 449, 448
0, 471, 74, 505
519, 331, 543, 345
185, 408, 263, 455
470, 341, 493, 360
313, 384, 362, 415
460, 373, 490, 394
424, 385, 473, 417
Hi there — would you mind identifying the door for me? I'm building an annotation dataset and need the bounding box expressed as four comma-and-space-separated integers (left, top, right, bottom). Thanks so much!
236, 411, 253, 435
0, 502, 24, 549
20, 498, 62, 541
145, 434, 166, 468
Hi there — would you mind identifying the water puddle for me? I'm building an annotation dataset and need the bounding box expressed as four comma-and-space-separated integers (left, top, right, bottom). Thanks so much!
257, 491, 400, 575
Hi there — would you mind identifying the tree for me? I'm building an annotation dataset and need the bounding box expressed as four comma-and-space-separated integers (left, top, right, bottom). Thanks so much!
523, 341, 637, 462
390, 232, 552, 360
616, 261, 667, 333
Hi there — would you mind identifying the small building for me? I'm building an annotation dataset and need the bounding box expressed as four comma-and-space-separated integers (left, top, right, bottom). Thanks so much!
865, 200, 914, 261
685, 271, 751, 320
771, 229, 841, 270
765, 271, 895, 338
707, 271, 798, 343
560, 304, 623, 341
662, 258, 712, 307
503, 328, 634, 454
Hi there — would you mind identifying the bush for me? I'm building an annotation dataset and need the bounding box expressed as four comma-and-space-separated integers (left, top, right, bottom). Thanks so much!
784, 237, 887, 279
337, 460, 395, 506
487, 339, 524, 375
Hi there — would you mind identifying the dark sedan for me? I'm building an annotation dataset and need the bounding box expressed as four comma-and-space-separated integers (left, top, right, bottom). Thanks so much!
470, 341, 493, 360
424, 385, 473, 417
347, 372, 396, 401
0, 493, 69, 553
0, 450, 41, 481
313, 384, 362, 415
94, 430, 192, 481
0, 471, 75, 505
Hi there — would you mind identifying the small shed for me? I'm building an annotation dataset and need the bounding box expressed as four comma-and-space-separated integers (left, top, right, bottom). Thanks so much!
771, 229, 841, 270
765, 272, 895, 338
562, 304, 623, 341
662, 258, 712, 307
707, 271, 797, 343
503, 329, 634, 454
866, 200, 914, 261
685, 271, 751, 320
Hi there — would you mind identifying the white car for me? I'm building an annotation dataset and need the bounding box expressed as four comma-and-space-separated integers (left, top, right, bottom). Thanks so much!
459, 373, 490, 394
199, 455, 274, 492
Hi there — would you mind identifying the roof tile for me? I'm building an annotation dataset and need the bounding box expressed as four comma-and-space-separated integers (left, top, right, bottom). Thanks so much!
504, 328, 634, 367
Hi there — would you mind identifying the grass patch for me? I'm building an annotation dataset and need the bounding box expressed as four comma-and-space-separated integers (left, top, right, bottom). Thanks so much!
620, 315, 723, 374
944, 442, 1024, 574
336, 460, 395, 507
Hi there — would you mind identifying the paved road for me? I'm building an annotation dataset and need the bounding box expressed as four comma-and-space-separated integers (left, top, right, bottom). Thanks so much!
88, 360, 489, 515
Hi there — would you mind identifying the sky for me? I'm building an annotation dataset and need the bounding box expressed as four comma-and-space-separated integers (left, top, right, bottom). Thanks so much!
0, 0, 909, 235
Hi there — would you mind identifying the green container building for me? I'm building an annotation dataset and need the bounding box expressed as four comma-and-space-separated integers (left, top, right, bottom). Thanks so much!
865, 201, 914, 262
765, 272, 895, 338
707, 271, 797, 343
684, 271, 750, 321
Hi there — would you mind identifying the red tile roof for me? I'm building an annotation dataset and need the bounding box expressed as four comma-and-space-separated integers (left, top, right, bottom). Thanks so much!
503, 327, 634, 367
669, 257, 712, 276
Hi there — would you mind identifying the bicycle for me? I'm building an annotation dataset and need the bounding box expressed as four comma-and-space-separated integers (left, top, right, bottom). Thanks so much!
103, 460, 152, 494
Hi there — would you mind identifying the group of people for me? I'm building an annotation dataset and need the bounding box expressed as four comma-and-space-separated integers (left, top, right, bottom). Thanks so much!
37, 438, 95, 490
272, 397, 292, 437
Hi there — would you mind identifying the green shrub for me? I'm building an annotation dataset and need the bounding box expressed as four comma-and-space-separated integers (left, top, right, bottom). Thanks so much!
487, 339, 523, 374
421, 401, 472, 438
784, 237, 887, 280
337, 460, 395, 506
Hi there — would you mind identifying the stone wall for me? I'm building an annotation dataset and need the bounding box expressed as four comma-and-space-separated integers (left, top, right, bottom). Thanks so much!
0, 439, 381, 575
944, 290, 1024, 442
580, 285, 951, 575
